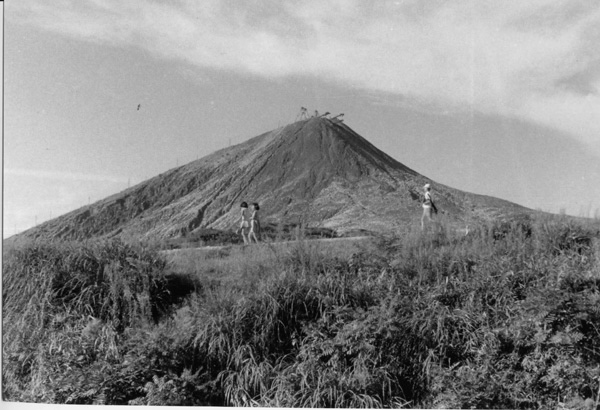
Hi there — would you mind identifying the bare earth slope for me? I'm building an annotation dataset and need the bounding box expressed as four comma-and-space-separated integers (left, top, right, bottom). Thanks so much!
16, 117, 531, 241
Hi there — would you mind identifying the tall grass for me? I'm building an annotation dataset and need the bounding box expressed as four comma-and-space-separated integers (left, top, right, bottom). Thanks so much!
3, 214, 600, 407
2, 239, 172, 403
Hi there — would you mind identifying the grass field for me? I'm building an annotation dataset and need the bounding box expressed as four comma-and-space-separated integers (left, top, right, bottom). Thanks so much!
162, 236, 373, 287
3, 214, 600, 408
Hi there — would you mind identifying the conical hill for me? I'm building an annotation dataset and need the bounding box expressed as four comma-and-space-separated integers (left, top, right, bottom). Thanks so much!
17, 117, 530, 241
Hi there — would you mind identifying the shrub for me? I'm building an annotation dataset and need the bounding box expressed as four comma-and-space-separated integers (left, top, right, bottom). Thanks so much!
3, 214, 600, 407
2, 240, 171, 402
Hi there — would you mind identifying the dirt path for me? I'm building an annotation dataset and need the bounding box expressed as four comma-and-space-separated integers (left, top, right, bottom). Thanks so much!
160, 236, 374, 257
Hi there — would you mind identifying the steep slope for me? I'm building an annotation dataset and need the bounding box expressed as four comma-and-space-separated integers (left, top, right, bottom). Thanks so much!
16, 117, 531, 241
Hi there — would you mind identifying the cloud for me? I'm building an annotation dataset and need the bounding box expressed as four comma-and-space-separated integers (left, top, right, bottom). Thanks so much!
8, 0, 600, 148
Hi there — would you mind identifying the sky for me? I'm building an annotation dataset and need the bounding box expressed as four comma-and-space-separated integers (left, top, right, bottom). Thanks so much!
4, 0, 600, 237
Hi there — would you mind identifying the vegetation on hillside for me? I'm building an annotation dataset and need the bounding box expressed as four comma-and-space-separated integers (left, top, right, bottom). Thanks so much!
162, 223, 337, 249
16, 118, 529, 244
3, 215, 600, 408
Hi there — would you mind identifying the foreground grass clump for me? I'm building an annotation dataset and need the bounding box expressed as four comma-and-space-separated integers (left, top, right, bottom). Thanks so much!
3, 215, 600, 408
2, 240, 182, 403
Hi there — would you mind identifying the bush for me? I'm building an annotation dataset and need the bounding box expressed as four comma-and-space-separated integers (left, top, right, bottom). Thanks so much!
2, 240, 171, 402
3, 214, 600, 407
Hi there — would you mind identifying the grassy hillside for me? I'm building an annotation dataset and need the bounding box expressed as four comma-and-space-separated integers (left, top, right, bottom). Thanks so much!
3, 215, 600, 408
12, 117, 532, 244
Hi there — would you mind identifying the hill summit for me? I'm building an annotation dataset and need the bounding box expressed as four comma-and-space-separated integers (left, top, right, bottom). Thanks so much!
18, 117, 529, 241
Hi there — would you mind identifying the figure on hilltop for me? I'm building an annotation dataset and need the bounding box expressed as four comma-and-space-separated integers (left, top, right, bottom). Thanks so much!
296, 107, 309, 121
331, 113, 344, 123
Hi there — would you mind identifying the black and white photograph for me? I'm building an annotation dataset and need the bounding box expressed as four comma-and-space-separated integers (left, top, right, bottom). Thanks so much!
3, 1, 600, 408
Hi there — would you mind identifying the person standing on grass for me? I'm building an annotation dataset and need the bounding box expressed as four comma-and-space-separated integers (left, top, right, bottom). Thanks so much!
237, 202, 250, 245
249, 202, 261, 244
421, 183, 438, 230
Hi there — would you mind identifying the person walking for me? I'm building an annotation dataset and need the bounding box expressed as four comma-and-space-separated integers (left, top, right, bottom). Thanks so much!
249, 202, 261, 244
237, 202, 250, 244
421, 183, 438, 230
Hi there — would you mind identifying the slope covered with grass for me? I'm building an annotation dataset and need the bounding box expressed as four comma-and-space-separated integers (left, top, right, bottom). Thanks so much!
3, 215, 600, 408
12, 117, 530, 243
